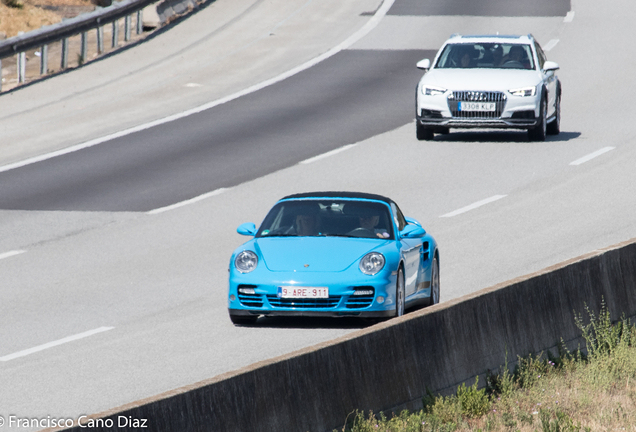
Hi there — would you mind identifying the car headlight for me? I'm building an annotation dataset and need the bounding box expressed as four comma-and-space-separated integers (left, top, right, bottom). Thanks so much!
235, 251, 258, 273
508, 86, 536, 97
421, 85, 447, 96
359, 252, 385, 275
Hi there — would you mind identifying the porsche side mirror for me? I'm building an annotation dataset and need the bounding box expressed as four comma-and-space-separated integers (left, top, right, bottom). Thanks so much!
237, 222, 257, 236
543, 61, 559, 72
404, 216, 423, 228
400, 224, 426, 238
416, 59, 431, 70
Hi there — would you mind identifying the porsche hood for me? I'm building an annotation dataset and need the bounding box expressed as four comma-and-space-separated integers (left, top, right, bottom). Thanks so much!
254, 237, 384, 272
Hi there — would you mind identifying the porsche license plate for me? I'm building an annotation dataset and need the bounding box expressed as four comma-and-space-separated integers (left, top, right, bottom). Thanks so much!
458, 102, 496, 112
277, 286, 329, 298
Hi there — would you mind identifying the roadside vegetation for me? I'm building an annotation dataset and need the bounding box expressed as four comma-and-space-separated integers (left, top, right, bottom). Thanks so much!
0, 0, 61, 38
339, 301, 636, 432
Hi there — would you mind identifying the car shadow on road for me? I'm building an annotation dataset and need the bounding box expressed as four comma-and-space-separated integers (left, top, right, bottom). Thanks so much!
244, 316, 380, 330
431, 130, 581, 143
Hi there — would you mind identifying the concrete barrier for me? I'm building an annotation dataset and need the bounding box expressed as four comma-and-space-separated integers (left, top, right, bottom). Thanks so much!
53, 237, 636, 432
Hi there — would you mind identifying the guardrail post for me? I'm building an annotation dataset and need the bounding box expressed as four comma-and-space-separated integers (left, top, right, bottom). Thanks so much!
18, 52, 26, 83
61, 38, 69, 69
97, 26, 104, 54
80, 32, 88, 64
40, 45, 48, 75
136, 10, 143, 35
0, 58, 3, 92
125, 15, 132, 42
112, 20, 119, 48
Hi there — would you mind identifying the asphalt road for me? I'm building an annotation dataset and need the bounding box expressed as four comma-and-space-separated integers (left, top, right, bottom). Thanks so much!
1, 0, 636, 429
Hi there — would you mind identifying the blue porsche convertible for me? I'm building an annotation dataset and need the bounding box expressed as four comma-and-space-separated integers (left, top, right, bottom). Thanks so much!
228, 192, 439, 325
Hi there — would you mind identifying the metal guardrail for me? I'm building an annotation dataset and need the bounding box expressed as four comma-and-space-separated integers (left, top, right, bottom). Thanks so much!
0, 0, 158, 91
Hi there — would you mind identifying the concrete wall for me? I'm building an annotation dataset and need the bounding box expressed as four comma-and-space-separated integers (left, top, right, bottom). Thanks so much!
57, 237, 636, 432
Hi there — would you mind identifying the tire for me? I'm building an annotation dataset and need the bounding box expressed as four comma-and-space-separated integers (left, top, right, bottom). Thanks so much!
547, 91, 561, 135
230, 314, 258, 326
429, 256, 440, 306
528, 95, 547, 142
395, 266, 406, 317
416, 122, 434, 141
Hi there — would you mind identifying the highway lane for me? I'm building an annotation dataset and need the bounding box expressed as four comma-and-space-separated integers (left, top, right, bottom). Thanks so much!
0, 49, 434, 211
0, 0, 383, 166
3, 0, 636, 428
388, 0, 570, 17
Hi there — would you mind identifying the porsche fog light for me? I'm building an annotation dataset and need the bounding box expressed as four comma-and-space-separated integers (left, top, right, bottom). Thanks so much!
376, 296, 385, 304
235, 251, 258, 273
359, 253, 385, 275
421, 85, 447, 96
353, 289, 374, 296
238, 287, 256, 294
509, 86, 536, 97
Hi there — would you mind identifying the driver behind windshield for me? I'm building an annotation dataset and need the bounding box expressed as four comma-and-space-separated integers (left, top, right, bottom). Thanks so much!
291, 203, 322, 236
295, 212, 320, 236
345, 203, 390, 239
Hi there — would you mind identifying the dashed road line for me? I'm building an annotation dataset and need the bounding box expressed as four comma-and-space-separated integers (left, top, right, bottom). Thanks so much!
300, 144, 357, 164
0, 250, 26, 261
440, 195, 507, 218
543, 39, 559, 52
569, 147, 615, 166
0, 0, 395, 175
0, 327, 114, 362
147, 188, 230, 214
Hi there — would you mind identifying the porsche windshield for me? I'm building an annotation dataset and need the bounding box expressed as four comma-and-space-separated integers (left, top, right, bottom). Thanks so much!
256, 200, 395, 240
435, 43, 535, 70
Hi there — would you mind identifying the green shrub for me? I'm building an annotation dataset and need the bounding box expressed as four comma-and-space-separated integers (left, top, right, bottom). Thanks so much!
539, 409, 588, 432
486, 353, 516, 398
456, 376, 491, 418
514, 352, 555, 389
574, 299, 633, 359
2, 0, 23, 8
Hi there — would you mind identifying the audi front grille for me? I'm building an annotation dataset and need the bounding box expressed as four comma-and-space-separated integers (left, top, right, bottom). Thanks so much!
448, 91, 506, 119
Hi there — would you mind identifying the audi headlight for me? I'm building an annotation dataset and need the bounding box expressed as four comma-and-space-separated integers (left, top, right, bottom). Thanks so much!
359, 252, 385, 275
508, 86, 536, 97
421, 85, 447, 96
235, 251, 258, 273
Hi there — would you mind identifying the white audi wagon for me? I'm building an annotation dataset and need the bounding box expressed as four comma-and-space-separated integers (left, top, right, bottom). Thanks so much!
415, 34, 561, 141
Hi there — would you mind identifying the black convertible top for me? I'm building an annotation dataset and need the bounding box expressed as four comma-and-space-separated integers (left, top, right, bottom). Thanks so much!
282, 191, 395, 205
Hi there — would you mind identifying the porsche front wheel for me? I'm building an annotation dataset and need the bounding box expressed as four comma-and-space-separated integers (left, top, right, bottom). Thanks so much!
395, 267, 406, 317
429, 256, 440, 306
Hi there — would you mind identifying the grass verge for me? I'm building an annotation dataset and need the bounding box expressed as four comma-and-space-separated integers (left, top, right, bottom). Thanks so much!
338, 301, 636, 432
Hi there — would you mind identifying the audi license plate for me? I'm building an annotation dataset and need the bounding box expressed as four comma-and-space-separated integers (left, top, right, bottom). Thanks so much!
458, 102, 496, 112
277, 286, 329, 298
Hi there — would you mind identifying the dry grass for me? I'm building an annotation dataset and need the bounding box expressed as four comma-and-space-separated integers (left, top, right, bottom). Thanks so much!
0, 0, 95, 38
0, 1, 61, 37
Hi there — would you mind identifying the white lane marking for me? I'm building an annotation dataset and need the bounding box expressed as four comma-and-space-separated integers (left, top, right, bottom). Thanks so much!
0, 327, 114, 362
184, 83, 203, 88
440, 195, 507, 218
543, 39, 559, 52
147, 187, 229, 214
569, 146, 615, 166
564, 11, 575, 22
0, 250, 26, 261
300, 144, 357, 164
0, 0, 396, 175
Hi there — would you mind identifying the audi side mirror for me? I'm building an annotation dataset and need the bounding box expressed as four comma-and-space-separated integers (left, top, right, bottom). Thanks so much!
417, 59, 431, 70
